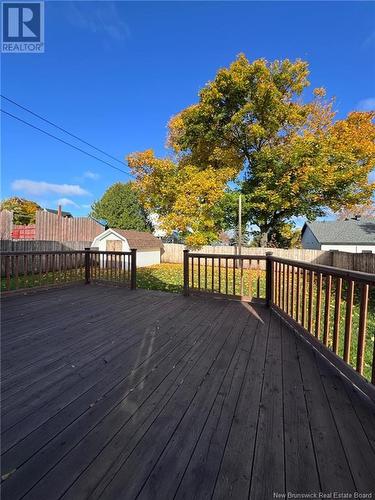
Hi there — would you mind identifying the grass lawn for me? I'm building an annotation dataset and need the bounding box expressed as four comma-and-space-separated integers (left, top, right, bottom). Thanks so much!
2, 262, 374, 381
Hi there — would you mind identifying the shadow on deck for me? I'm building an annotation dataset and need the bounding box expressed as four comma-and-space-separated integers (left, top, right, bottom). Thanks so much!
1, 284, 375, 499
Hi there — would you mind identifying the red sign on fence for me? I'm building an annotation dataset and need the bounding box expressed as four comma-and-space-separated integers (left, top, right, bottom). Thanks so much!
11, 225, 36, 240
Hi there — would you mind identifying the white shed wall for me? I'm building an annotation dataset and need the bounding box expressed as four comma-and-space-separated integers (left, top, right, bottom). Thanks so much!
136, 249, 161, 267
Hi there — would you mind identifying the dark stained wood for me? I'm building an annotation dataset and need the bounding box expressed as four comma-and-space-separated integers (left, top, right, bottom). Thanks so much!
301, 268, 307, 328
1, 285, 374, 500
332, 277, 343, 354
308, 270, 314, 333
316, 352, 375, 491
296, 267, 300, 323
323, 274, 332, 346
295, 338, 356, 492
357, 284, 369, 375
281, 322, 320, 494
315, 272, 323, 339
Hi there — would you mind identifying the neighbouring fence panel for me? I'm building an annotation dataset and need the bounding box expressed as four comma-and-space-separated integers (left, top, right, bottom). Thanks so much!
0, 240, 92, 252
35, 211, 103, 241
0, 240, 92, 276
332, 251, 375, 274
0, 210, 104, 242
0, 210, 13, 239
162, 243, 375, 273
163, 244, 331, 265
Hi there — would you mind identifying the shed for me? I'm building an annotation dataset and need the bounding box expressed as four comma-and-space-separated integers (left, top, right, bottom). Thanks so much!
91, 228, 162, 267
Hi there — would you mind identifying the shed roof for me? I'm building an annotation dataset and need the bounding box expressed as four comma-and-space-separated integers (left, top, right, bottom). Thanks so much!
302, 219, 375, 244
110, 228, 163, 250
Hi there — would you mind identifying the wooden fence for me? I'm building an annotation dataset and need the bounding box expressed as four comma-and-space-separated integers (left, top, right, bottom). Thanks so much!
164, 243, 331, 265
0, 240, 92, 276
0, 210, 103, 242
0, 210, 12, 239
183, 250, 375, 393
163, 243, 375, 273
35, 211, 103, 241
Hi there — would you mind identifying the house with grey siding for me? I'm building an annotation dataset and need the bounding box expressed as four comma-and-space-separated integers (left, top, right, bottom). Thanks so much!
301, 218, 375, 253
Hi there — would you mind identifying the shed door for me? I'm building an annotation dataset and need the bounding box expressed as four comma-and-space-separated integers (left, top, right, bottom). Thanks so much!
106, 240, 122, 252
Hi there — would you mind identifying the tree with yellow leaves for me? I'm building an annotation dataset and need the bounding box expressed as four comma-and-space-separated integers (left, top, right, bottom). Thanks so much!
128, 150, 236, 246
129, 55, 375, 246
0, 197, 41, 224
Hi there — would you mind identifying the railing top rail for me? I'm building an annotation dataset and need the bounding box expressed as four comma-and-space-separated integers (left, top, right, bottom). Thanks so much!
270, 255, 375, 284
0, 250, 133, 257
89, 250, 133, 256
0, 250, 86, 256
188, 252, 267, 260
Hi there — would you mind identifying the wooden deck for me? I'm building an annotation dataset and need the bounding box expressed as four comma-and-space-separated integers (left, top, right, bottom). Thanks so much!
1, 284, 375, 500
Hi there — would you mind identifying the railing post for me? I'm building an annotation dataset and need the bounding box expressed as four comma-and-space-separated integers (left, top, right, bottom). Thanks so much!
265, 251, 273, 307
84, 247, 91, 284
130, 248, 137, 290
183, 249, 190, 296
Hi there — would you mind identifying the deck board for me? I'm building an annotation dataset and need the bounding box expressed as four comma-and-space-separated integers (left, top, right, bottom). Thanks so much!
1, 284, 375, 500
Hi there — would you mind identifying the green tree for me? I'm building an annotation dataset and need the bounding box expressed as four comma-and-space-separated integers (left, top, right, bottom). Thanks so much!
250, 222, 301, 248
168, 55, 375, 245
0, 197, 41, 224
90, 182, 151, 232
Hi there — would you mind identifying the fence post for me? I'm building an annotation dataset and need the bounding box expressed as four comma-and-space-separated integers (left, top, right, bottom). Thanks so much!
265, 251, 273, 307
84, 247, 91, 284
130, 248, 137, 290
183, 249, 190, 296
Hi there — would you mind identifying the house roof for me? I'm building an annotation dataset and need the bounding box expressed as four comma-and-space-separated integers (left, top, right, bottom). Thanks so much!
110, 228, 163, 250
46, 208, 73, 218
302, 219, 375, 245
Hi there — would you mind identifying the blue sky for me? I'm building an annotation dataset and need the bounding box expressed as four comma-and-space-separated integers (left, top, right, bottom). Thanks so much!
2, 1, 375, 222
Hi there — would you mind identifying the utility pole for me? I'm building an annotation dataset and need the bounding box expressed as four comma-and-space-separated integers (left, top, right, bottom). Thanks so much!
238, 193, 242, 256
238, 193, 243, 294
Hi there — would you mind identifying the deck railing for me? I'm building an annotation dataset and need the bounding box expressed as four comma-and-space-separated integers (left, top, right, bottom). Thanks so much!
183, 250, 271, 301
183, 250, 375, 386
0, 248, 137, 292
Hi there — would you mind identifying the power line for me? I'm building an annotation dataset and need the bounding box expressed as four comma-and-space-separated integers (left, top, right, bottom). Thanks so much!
1, 109, 133, 177
1, 94, 127, 167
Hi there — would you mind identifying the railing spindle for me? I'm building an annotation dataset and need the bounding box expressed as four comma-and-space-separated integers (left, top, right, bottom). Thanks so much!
198, 257, 201, 290
205, 257, 208, 291
286, 265, 290, 315
290, 265, 295, 317
343, 280, 354, 363
356, 284, 369, 375
5, 255, 10, 291
315, 272, 323, 339
323, 275, 332, 346
232, 257, 236, 295
15, 255, 19, 289
218, 257, 221, 294
332, 277, 342, 354
308, 270, 314, 333
296, 267, 300, 322
301, 269, 307, 328
31, 254, 35, 287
